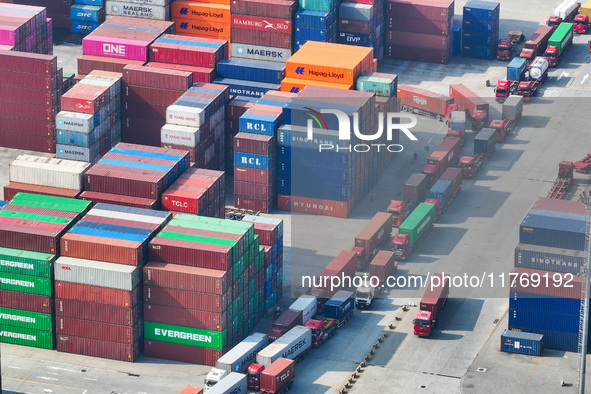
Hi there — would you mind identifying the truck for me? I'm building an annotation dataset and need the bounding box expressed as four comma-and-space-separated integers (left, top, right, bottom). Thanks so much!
547, 161, 574, 199
491, 96, 524, 142
205, 333, 269, 389
428, 180, 455, 213
495, 57, 528, 101
436, 167, 463, 210
309, 250, 357, 312
422, 137, 462, 186
207, 373, 247, 394
496, 30, 525, 60
352, 212, 393, 269
574, 154, 591, 173
449, 84, 489, 130
391, 203, 436, 260
398, 85, 458, 122
248, 326, 311, 390
355, 280, 376, 310
574, 13, 589, 32
269, 310, 303, 342
288, 296, 317, 326
413, 273, 450, 337
387, 173, 430, 227
446, 111, 467, 146
520, 26, 554, 64
547, 0, 580, 27
178, 387, 204, 394
369, 250, 397, 287
304, 318, 338, 348
544, 22, 574, 67
324, 290, 354, 327
459, 128, 497, 179
517, 56, 549, 98
260, 358, 295, 394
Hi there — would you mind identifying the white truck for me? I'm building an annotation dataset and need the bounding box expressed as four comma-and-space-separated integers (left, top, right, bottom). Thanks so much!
288, 295, 317, 324
206, 372, 247, 394
255, 325, 312, 368
355, 281, 376, 309
204, 332, 268, 389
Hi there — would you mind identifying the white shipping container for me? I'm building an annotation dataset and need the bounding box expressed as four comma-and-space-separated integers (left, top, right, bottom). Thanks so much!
56, 144, 100, 164
166, 104, 206, 127
106, 1, 170, 20
56, 111, 95, 134
54, 257, 142, 291
123, 0, 170, 5
9, 155, 90, 190
256, 326, 311, 368
216, 332, 269, 374
160, 124, 201, 147
88, 206, 169, 226
231, 43, 292, 63
289, 295, 317, 324
79, 74, 121, 96
207, 373, 247, 394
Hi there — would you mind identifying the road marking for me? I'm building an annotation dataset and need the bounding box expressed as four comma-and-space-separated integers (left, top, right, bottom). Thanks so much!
7, 366, 21, 369
37, 376, 59, 381
3, 377, 87, 391
47, 366, 81, 373
478, 307, 508, 355
567, 79, 574, 88
557, 71, 570, 80
46, 372, 59, 376
83, 377, 97, 381
575, 70, 580, 76
582, 74, 589, 84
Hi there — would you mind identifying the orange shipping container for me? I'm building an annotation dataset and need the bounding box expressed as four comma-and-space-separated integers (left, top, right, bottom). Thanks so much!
173, 18, 231, 39
280, 77, 353, 93
171, 1, 231, 23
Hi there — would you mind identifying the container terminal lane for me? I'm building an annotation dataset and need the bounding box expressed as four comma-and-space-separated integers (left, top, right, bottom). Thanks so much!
1, 0, 591, 393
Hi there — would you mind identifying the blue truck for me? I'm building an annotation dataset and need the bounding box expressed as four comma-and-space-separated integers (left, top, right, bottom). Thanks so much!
323, 290, 354, 328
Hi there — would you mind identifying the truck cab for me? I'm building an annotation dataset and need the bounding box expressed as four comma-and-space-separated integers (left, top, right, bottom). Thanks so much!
496, 38, 512, 60
422, 164, 438, 187
490, 119, 512, 142
204, 368, 227, 390
495, 80, 513, 101
387, 200, 406, 227
547, 16, 563, 29
446, 129, 466, 146
574, 14, 589, 33
413, 310, 434, 337
391, 233, 410, 260
247, 363, 265, 391
305, 318, 336, 347
544, 45, 560, 66
355, 281, 375, 309
351, 246, 366, 269
423, 198, 441, 222
459, 156, 481, 179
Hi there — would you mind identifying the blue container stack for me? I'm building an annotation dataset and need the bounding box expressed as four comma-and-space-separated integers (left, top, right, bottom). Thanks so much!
508, 197, 590, 353
70, 0, 105, 34
452, 26, 462, 56
337, 0, 386, 59
295, 0, 340, 50
462, 0, 500, 60
215, 59, 285, 99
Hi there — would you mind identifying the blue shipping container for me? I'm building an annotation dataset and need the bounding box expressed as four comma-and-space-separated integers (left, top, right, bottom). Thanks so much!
278, 146, 354, 170
57, 129, 97, 147
337, 31, 373, 47
70, 5, 104, 23
280, 164, 353, 186
501, 330, 543, 356
463, 17, 499, 34
234, 152, 272, 170
474, 128, 496, 154
109, 147, 186, 173
514, 243, 585, 275
453, 27, 462, 56
519, 214, 587, 251
509, 309, 579, 334
75, 221, 153, 238
74, 0, 104, 5
507, 326, 581, 353
507, 57, 527, 81
0, 201, 7, 210
214, 78, 280, 98
295, 9, 337, 29
278, 176, 352, 201
278, 125, 346, 150
339, 2, 373, 22
462, 45, 496, 60
428, 179, 453, 207
509, 291, 582, 317
217, 60, 285, 84
98, 158, 175, 186
529, 209, 589, 224
295, 25, 336, 41
324, 291, 354, 321
462, 32, 494, 47
239, 113, 281, 136
463, 0, 500, 22
71, 21, 99, 34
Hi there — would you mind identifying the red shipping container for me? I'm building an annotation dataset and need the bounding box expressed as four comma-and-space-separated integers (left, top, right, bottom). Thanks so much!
61, 84, 109, 114
510, 267, 584, 299
387, 31, 450, 50
234, 181, 273, 199
386, 45, 450, 64
534, 198, 588, 215
61, 232, 145, 266
57, 335, 140, 362
78, 55, 145, 75
103, 151, 182, 179
0, 131, 54, 153
260, 358, 295, 393
231, 14, 292, 33
0, 50, 57, 74
123, 117, 165, 147
0, 100, 56, 121
144, 286, 229, 312
233, 167, 274, 184
57, 317, 140, 343
397, 84, 454, 116
149, 236, 232, 270
1, 204, 79, 221
233, 133, 274, 155
144, 261, 229, 294
3, 182, 80, 201
0, 69, 57, 90
339, 18, 373, 35
144, 339, 221, 365
234, 195, 273, 213
55, 281, 140, 307
0, 289, 53, 314
124, 100, 166, 121
277, 194, 352, 218
387, 0, 454, 22
146, 62, 215, 84
56, 298, 141, 326
149, 41, 221, 69
145, 303, 228, 331
243, 221, 279, 246
227, 99, 254, 118
84, 163, 167, 199
369, 251, 397, 286
122, 65, 193, 91
156, 34, 229, 59
0, 85, 59, 106
79, 191, 159, 210
0, 219, 63, 254
161, 143, 197, 163
124, 85, 185, 107
82, 215, 161, 233
388, 16, 451, 36
230, 0, 296, 19
231, 28, 292, 49
161, 187, 208, 214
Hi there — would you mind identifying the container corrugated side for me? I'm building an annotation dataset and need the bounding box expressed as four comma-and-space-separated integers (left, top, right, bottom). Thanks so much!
9, 156, 89, 190
144, 321, 227, 349
0, 247, 55, 278
0, 307, 53, 331
54, 256, 141, 291
0, 326, 53, 349
57, 334, 140, 361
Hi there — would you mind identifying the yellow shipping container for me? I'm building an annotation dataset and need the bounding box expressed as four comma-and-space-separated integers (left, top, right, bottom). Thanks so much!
581, 0, 591, 17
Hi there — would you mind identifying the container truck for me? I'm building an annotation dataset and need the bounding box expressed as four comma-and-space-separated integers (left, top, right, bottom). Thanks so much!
207, 372, 247, 394
306, 290, 355, 347
428, 180, 454, 213
288, 296, 317, 325
437, 167, 462, 210
269, 310, 303, 342
387, 173, 430, 227
495, 57, 527, 101
490, 96, 523, 143
547, 161, 574, 199
422, 137, 462, 186
520, 26, 554, 63
459, 128, 497, 178
369, 251, 397, 287
413, 273, 450, 337
449, 84, 489, 130
391, 203, 436, 260
574, 154, 591, 173
574, 13, 589, 32
517, 57, 549, 98
496, 30, 525, 60
547, 0, 580, 27
398, 85, 458, 122
260, 358, 295, 394
355, 280, 375, 310
309, 250, 357, 312
446, 111, 467, 146
352, 212, 393, 269
544, 22, 574, 66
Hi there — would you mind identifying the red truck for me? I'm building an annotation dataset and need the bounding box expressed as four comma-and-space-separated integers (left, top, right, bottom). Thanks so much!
519, 26, 554, 64
574, 154, 591, 173
423, 137, 462, 186
574, 14, 589, 33
398, 85, 458, 123
260, 358, 295, 394
387, 173, 430, 227
352, 212, 392, 269
413, 273, 450, 337
269, 310, 302, 342
309, 250, 357, 313
496, 30, 525, 60
449, 84, 489, 131
306, 290, 354, 346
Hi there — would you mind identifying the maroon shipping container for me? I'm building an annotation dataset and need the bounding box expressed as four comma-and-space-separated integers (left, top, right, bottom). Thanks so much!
79, 191, 159, 210
230, 0, 296, 19
228, 99, 254, 118
277, 194, 352, 218
355, 212, 393, 261
3, 182, 80, 201
510, 267, 583, 299
534, 198, 588, 215
0, 289, 53, 314
84, 163, 167, 199
403, 173, 430, 202
0, 221, 63, 254
146, 62, 215, 84
234, 133, 275, 155
397, 84, 453, 116
0, 69, 58, 90
124, 100, 166, 121
449, 84, 489, 122
57, 335, 140, 362
243, 221, 279, 246
387, 31, 450, 50
231, 28, 292, 49
387, 0, 454, 22
0, 101, 57, 121
124, 85, 185, 107
386, 45, 450, 64
144, 261, 229, 294
148, 236, 232, 270
261, 358, 296, 393
82, 214, 161, 232
57, 317, 140, 343
123, 117, 165, 147
55, 281, 140, 307
0, 86, 59, 106
61, 232, 145, 266
0, 131, 55, 153
144, 286, 229, 312
427, 138, 461, 177
339, 18, 373, 35
78, 55, 145, 75
369, 251, 397, 286
144, 339, 221, 365
388, 16, 451, 36
0, 50, 58, 74
103, 151, 182, 179
161, 143, 197, 162
234, 181, 272, 199
145, 304, 228, 331
439, 167, 462, 195
1, 204, 79, 221
149, 42, 222, 70
56, 298, 140, 326
234, 167, 274, 185
122, 65, 192, 91
234, 195, 273, 214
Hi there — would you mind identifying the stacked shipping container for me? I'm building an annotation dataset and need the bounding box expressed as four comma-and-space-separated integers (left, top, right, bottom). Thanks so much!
386, 0, 454, 64
462, 0, 500, 60
105, 0, 171, 22
338, 0, 386, 60
0, 3, 52, 54
71, 0, 105, 34
5, 0, 68, 31
225, 96, 255, 173
295, 0, 337, 51
171, 0, 230, 40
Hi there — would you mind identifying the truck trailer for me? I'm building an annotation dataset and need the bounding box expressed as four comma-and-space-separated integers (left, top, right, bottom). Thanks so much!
392, 203, 436, 260
207, 372, 247, 394
269, 310, 303, 342
352, 212, 393, 269
398, 85, 457, 122
449, 84, 489, 130
260, 358, 296, 394
413, 273, 450, 337
544, 22, 574, 66
520, 26, 554, 63
309, 250, 357, 312
387, 173, 430, 227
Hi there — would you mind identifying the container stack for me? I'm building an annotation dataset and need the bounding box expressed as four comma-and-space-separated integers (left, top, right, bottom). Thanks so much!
225, 97, 255, 173
55, 203, 172, 361
160, 82, 230, 169
171, 0, 230, 40
144, 214, 264, 365
0, 50, 61, 152
9, 0, 70, 31
71, 1, 105, 35
385, 0, 454, 64
462, 0, 500, 60
0, 193, 92, 350
56, 70, 123, 163
338, 0, 386, 60
161, 167, 226, 218
508, 198, 590, 352
79, 142, 190, 209
216, 59, 285, 97
105, 0, 171, 22
4, 155, 89, 200
295, 0, 338, 50
0, 3, 52, 54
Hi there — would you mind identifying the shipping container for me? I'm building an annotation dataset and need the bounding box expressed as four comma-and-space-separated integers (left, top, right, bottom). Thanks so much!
509, 308, 579, 334
0, 247, 55, 278
403, 173, 430, 202
501, 330, 543, 356
144, 338, 221, 365
0, 307, 52, 331
57, 316, 140, 343
439, 167, 462, 195
449, 84, 489, 126
9, 155, 89, 191
387, 0, 454, 22
354, 212, 393, 258
519, 214, 587, 251
230, 0, 296, 19
206, 373, 247, 394
57, 334, 139, 361
324, 290, 354, 321
144, 321, 227, 349
54, 257, 141, 291
56, 298, 140, 326
509, 267, 583, 299
288, 295, 317, 325
397, 85, 454, 117
230, 42, 292, 63
369, 251, 397, 286
509, 291, 581, 317
533, 197, 588, 215
0, 326, 53, 349
428, 179, 453, 208
0, 289, 53, 314
256, 325, 312, 367
399, 203, 436, 247
55, 281, 140, 307
215, 332, 269, 373
427, 137, 462, 176
514, 243, 585, 275
144, 286, 228, 312
260, 358, 296, 393
3, 183, 80, 202
502, 96, 524, 121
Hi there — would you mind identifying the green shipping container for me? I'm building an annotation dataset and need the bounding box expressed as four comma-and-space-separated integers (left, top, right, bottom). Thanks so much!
548, 23, 574, 56
11, 193, 91, 214
356, 74, 397, 97
0, 307, 53, 331
399, 203, 436, 247
0, 272, 52, 295
0, 210, 72, 225
157, 231, 239, 263
299, 0, 334, 12
167, 217, 248, 253
172, 214, 254, 245
0, 247, 55, 278
144, 322, 227, 349
0, 326, 53, 349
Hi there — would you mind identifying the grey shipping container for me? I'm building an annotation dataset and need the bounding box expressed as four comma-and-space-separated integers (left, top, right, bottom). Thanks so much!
339, 3, 373, 22
56, 144, 100, 163
474, 128, 496, 154
403, 173, 429, 201
514, 243, 585, 275
54, 257, 142, 291
450, 111, 466, 131
501, 330, 543, 356
520, 214, 587, 251
502, 96, 523, 121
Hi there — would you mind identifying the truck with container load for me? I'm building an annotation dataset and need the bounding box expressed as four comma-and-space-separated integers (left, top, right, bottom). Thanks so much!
422, 137, 462, 186
413, 273, 450, 337
288, 295, 317, 326
309, 250, 357, 313
544, 22, 574, 66
207, 372, 247, 394
459, 128, 497, 179
356, 252, 399, 310
398, 85, 458, 123
490, 96, 523, 143
547, 0, 580, 28
446, 111, 467, 146
427, 180, 457, 214
269, 310, 303, 342
306, 290, 354, 343
496, 30, 525, 60
391, 203, 436, 260
574, 13, 589, 32
205, 333, 269, 389
436, 167, 462, 211
259, 358, 295, 394
520, 26, 554, 64
422, 198, 442, 222
352, 212, 393, 269
574, 154, 591, 173
449, 84, 489, 130
517, 56, 549, 98
248, 326, 311, 390
355, 279, 375, 310
495, 57, 527, 101
304, 318, 338, 348
547, 161, 574, 199
387, 173, 430, 227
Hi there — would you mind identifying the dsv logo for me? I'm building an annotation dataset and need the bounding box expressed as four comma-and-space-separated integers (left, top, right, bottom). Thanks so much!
305, 108, 418, 153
